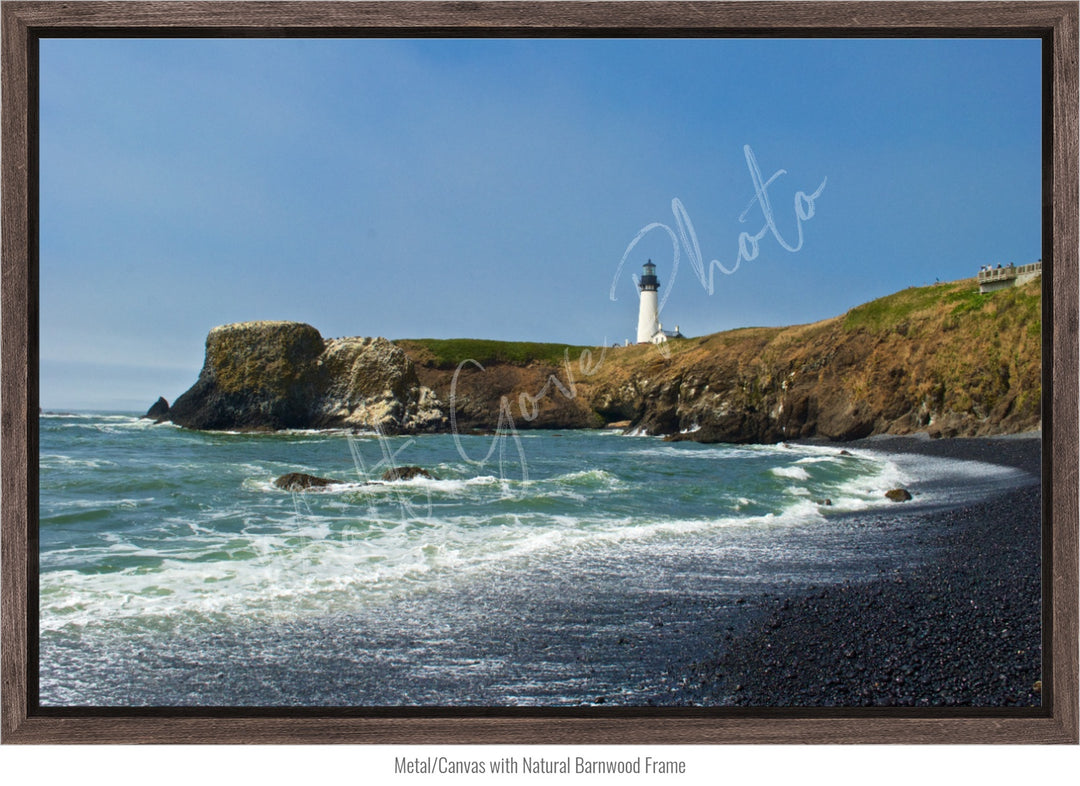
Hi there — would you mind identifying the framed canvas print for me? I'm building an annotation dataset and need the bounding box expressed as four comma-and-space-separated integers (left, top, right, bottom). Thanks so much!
2, 1, 1077, 744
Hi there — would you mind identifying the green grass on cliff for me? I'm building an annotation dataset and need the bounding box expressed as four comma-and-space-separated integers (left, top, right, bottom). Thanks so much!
397, 338, 602, 369
842, 281, 966, 332
401, 277, 1040, 378
842, 278, 1041, 335
835, 277, 1041, 428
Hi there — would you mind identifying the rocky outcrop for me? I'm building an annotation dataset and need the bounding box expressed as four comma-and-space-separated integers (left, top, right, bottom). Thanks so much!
274, 472, 343, 491
416, 359, 602, 432
142, 396, 169, 420
575, 279, 1041, 444
311, 336, 446, 432
167, 321, 447, 433
166, 278, 1040, 442
167, 321, 324, 430
381, 466, 437, 481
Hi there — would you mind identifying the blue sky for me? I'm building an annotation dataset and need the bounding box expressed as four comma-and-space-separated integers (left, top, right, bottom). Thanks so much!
39, 37, 1042, 410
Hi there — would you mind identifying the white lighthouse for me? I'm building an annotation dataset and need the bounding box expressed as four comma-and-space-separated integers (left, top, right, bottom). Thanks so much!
636, 260, 660, 344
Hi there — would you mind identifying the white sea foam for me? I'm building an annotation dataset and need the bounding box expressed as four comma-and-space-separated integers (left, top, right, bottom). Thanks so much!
552, 469, 622, 487
44, 412, 137, 421
628, 443, 794, 461
40, 454, 118, 469
37, 424, 1036, 640
794, 455, 841, 465
771, 465, 811, 481
55, 416, 156, 435
39, 480, 850, 633
42, 496, 156, 513
279, 427, 367, 437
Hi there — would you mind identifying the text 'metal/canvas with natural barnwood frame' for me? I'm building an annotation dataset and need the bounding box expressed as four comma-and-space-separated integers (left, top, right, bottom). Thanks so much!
2, 1, 1077, 744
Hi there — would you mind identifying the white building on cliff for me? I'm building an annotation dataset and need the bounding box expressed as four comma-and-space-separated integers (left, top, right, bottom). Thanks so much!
635, 260, 684, 344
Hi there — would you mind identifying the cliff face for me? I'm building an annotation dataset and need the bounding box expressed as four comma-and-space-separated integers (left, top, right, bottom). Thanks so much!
313, 336, 445, 431
575, 278, 1041, 443
400, 278, 1041, 442
167, 321, 446, 433
396, 339, 603, 432
166, 278, 1041, 442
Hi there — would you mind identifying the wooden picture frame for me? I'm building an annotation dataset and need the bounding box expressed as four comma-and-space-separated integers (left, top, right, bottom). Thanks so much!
2, 0, 1077, 744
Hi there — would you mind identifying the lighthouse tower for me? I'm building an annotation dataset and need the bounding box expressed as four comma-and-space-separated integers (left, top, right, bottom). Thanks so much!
636, 260, 660, 344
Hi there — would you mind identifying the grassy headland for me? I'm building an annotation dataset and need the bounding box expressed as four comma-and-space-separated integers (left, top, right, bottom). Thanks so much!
394, 338, 599, 370
399, 276, 1042, 441
164, 276, 1041, 441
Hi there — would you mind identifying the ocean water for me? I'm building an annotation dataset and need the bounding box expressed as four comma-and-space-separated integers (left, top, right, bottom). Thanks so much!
38, 413, 1031, 706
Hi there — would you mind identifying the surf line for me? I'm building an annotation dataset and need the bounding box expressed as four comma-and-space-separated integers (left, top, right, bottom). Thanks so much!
611, 144, 828, 300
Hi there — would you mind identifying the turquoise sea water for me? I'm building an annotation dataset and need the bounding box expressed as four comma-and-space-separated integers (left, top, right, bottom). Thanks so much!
38, 413, 1030, 706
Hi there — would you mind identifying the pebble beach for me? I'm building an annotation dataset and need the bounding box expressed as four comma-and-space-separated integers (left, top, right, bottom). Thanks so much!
679, 434, 1043, 707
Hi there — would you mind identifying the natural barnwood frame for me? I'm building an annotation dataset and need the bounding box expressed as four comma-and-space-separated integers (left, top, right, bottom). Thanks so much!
2, 1, 1076, 744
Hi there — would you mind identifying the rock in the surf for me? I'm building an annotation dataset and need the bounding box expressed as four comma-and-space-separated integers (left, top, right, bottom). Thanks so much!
273, 472, 343, 491
380, 466, 436, 481
142, 396, 170, 420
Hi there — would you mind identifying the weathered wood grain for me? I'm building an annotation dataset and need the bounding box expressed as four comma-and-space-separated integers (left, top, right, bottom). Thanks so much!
1046, 0, 1080, 747
2, 0, 1076, 745
2, 0, 35, 746
0, 1, 1075, 34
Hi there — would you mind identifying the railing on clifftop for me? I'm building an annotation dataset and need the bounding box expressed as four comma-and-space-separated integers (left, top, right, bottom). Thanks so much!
977, 261, 1042, 284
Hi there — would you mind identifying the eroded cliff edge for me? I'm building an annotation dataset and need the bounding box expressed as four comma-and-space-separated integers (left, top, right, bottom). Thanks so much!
164, 278, 1041, 442
166, 321, 446, 433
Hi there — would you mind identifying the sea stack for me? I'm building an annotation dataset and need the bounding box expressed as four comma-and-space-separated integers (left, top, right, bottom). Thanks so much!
142, 396, 170, 420
165, 321, 447, 433
166, 321, 326, 431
